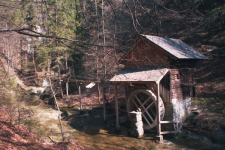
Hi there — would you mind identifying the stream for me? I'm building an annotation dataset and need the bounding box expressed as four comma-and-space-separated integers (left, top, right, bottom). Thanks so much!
30, 104, 224, 150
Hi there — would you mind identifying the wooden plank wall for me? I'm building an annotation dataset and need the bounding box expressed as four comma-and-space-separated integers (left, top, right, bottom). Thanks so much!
160, 73, 170, 103
124, 38, 169, 68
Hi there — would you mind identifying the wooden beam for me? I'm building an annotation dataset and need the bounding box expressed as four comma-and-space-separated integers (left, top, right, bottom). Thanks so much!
61, 78, 115, 86
114, 83, 119, 128
131, 97, 153, 128
150, 109, 156, 118
157, 69, 169, 83
112, 81, 157, 84
160, 131, 179, 134
61, 78, 101, 83
160, 121, 179, 124
115, 83, 123, 95
61, 80, 157, 86
146, 84, 156, 96
125, 86, 129, 120
133, 94, 156, 126
156, 83, 161, 137
170, 70, 172, 103
137, 96, 151, 108
102, 85, 106, 122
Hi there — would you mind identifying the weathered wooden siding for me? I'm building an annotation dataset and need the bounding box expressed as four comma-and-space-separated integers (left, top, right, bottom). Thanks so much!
160, 73, 170, 103
124, 38, 169, 68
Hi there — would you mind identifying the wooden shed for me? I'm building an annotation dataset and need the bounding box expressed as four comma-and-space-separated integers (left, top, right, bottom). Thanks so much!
110, 35, 208, 140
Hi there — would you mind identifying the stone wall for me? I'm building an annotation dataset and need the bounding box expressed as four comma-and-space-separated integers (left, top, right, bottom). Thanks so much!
162, 98, 192, 131
172, 98, 192, 130
172, 98, 192, 122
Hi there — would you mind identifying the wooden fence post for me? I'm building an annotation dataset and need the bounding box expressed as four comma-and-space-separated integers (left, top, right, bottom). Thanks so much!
102, 84, 106, 122
114, 83, 119, 128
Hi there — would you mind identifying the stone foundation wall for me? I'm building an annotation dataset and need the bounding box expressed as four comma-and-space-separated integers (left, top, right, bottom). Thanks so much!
172, 98, 192, 123
162, 98, 192, 131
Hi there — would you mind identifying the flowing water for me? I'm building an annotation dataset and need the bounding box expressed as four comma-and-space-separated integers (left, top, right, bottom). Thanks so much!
32, 105, 223, 150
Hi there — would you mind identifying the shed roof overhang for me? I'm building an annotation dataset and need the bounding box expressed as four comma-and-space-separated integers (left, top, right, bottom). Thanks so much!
110, 68, 169, 84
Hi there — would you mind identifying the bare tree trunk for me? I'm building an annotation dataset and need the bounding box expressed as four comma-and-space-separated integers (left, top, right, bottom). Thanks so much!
55, 4, 63, 98
65, 52, 68, 70
102, 0, 106, 76
11, 38, 14, 75
32, 39, 36, 73
48, 54, 51, 72
7, 38, 10, 75
6, 23, 10, 75
3, 38, 5, 54
95, 0, 99, 81
66, 52, 69, 99
17, 90, 20, 130
20, 39, 23, 69
25, 52, 27, 67
58, 64, 63, 98
66, 81, 69, 99
79, 84, 82, 113
97, 56, 99, 80
48, 77, 64, 142
95, 0, 101, 103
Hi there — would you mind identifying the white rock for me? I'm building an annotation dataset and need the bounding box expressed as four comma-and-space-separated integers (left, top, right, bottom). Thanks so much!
130, 111, 142, 122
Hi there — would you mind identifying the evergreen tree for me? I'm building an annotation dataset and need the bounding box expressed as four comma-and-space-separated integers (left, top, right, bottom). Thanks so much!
36, 0, 83, 74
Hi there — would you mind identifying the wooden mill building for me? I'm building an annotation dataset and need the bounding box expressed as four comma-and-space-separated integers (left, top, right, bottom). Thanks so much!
110, 35, 208, 140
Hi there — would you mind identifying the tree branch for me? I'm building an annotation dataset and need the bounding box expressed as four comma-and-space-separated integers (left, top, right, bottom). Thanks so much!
0, 28, 116, 47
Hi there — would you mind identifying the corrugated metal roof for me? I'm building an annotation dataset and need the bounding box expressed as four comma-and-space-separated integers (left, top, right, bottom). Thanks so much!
110, 67, 168, 83
142, 35, 208, 59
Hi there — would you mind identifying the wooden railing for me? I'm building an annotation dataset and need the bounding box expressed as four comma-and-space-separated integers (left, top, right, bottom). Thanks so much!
159, 120, 180, 134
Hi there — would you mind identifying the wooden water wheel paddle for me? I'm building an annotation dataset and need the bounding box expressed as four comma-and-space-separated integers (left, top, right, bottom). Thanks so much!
127, 89, 165, 130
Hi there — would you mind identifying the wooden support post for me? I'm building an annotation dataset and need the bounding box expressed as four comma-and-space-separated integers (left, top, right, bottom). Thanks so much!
102, 84, 106, 122
125, 86, 129, 119
156, 83, 163, 141
66, 81, 69, 99
114, 83, 119, 129
98, 84, 101, 103
79, 84, 82, 113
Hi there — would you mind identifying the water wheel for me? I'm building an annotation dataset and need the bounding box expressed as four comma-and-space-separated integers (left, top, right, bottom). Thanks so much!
127, 89, 165, 130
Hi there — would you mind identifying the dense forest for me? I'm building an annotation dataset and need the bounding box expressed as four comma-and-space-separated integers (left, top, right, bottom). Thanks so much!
0, 0, 225, 80
0, 0, 225, 149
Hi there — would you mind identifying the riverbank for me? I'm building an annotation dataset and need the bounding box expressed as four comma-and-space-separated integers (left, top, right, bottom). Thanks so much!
0, 108, 85, 150
28, 102, 225, 150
